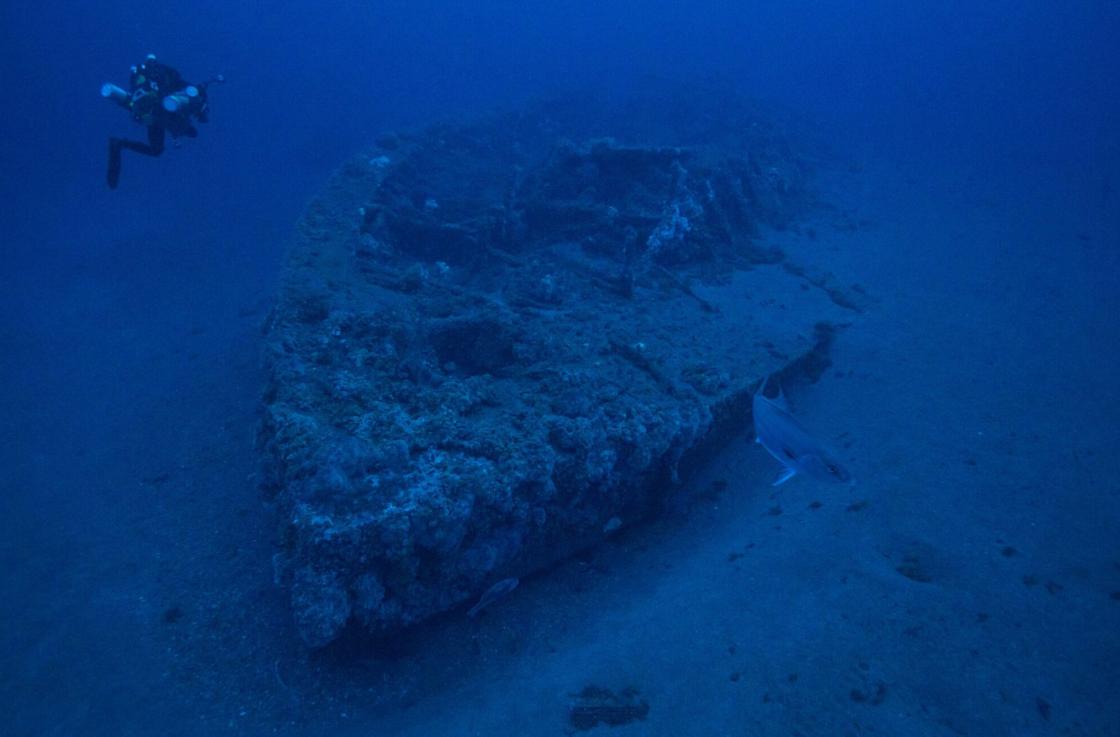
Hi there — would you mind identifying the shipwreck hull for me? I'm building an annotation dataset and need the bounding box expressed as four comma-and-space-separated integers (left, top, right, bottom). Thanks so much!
260, 97, 853, 647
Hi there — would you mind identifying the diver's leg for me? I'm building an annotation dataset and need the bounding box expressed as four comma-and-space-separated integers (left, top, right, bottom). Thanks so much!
116, 126, 165, 157
108, 127, 166, 188
147, 125, 166, 154
107, 138, 128, 189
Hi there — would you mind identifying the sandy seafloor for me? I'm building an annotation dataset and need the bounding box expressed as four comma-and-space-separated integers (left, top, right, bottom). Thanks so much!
2, 142, 1118, 737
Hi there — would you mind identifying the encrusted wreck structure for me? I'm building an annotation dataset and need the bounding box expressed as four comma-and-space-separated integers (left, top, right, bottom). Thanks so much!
260, 93, 855, 647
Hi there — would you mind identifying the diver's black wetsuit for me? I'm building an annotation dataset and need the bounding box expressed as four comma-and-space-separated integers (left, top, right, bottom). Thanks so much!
107, 59, 209, 189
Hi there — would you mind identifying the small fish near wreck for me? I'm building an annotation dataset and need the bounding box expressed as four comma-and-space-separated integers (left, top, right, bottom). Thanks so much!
752, 375, 852, 486
468, 577, 519, 617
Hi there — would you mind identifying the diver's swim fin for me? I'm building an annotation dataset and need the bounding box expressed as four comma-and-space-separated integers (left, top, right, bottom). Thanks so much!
107, 138, 122, 189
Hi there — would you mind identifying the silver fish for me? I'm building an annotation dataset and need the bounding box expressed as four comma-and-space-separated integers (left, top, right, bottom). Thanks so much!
752, 375, 852, 486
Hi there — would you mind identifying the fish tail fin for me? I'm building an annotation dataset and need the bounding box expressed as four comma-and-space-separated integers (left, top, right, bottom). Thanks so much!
772, 466, 797, 486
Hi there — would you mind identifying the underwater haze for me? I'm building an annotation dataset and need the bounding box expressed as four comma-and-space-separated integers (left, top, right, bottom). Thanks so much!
2, 1, 1118, 735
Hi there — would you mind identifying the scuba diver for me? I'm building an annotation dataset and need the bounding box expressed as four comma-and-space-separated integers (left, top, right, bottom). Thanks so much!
101, 54, 223, 189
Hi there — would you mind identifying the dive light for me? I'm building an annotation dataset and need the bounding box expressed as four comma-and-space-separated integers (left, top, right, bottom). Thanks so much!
100, 83, 130, 107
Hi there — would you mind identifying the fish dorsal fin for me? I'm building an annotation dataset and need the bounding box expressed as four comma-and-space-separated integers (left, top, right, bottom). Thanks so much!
774, 384, 789, 411
755, 375, 790, 411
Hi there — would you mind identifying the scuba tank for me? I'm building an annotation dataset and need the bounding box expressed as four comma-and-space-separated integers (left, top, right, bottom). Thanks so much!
162, 85, 200, 113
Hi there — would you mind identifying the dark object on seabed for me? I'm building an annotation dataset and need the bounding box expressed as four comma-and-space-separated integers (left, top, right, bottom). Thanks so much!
102, 53, 222, 189
569, 685, 650, 730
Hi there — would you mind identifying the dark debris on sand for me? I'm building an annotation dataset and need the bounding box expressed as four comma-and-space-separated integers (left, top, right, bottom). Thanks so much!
568, 685, 650, 730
